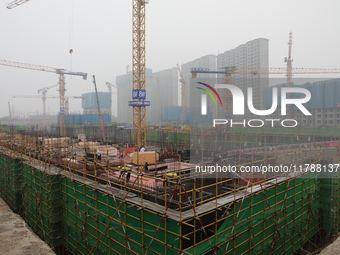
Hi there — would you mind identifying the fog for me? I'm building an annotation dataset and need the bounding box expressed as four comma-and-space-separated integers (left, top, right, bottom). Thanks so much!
0, 0, 339, 118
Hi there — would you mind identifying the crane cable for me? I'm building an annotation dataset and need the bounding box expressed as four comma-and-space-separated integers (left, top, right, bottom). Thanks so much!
69, 0, 74, 72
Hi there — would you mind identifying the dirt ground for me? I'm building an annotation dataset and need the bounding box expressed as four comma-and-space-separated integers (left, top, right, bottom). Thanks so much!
319, 238, 340, 255
0, 197, 55, 255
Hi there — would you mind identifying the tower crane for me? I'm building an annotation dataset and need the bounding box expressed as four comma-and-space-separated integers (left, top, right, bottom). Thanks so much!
130, 0, 149, 147
191, 66, 340, 119
0, 59, 87, 136
176, 63, 186, 120
37, 84, 58, 116
8, 102, 13, 125
6, 0, 30, 9
7, 102, 15, 136
285, 32, 293, 84
285, 32, 293, 119
106, 82, 117, 94
12, 95, 81, 116
64, 96, 82, 113
106, 82, 117, 117
7, 0, 148, 145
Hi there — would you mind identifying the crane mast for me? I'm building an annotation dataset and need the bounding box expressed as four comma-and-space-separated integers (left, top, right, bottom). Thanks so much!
37, 84, 58, 116
8, 102, 13, 125
286, 32, 293, 80
106, 82, 117, 117
176, 63, 186, 119
131, 0, 148, 146
285, 32, 293, 119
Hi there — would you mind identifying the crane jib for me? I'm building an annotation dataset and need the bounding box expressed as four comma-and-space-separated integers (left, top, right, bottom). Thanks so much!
56, 69, 88, 79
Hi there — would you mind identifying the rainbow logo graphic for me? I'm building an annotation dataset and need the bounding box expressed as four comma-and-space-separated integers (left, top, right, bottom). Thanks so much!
196, 82, 222, 115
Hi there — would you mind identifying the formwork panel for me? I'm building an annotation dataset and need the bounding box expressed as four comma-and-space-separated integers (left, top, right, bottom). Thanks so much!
61, 177, 180, 255
185, 174, 321, 255
1, 130, 340, 255
321, 174, 340, 233
0, 153, 23, 211
22, 164, 62, 247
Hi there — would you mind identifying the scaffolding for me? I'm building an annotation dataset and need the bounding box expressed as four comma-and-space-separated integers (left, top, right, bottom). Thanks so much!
0, 129, 340, 254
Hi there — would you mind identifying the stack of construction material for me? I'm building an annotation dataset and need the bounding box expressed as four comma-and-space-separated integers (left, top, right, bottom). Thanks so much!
76, 141, 100, 155
40, 137, 71, 148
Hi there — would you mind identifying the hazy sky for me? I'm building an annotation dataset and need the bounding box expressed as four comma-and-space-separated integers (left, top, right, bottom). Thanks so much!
1, 0, 339, 118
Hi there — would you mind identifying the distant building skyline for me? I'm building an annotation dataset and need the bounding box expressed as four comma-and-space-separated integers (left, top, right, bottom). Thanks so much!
115, 38, 269, 123
264, 78, 340, 127
216, 38, 269, 120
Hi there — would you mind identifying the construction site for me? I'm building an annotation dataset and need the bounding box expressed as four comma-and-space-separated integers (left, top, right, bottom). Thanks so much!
0, 125, 340, 254
1, 0, 340, 255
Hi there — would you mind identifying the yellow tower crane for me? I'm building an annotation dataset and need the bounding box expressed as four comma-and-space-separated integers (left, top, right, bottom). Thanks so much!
8, 0, 149, 146
0, 59, 87, 136
130, 0, 149, 146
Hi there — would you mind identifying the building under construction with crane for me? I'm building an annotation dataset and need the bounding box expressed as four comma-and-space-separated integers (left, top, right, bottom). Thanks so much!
2, 72, 340, 255
1, 125, 340, 255
2, 1, 340, 255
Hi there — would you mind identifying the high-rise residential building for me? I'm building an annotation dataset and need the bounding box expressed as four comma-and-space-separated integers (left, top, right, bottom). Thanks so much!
217, 38, 269, 120
180, 39, 269, 122
181, 54, 217, 121
82, 92, 111, 115
116, 69, 153, 123
116, 68, 179, 123
148, 67, 179, 122
116, 72, 132, 123
117, 38, 268, 124
264, 78, 340, 127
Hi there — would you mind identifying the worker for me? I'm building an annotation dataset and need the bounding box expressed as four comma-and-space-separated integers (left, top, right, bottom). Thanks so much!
126, 172, 131, 183
144, 162, 149, 171
212, 155, 222, 165
140, 145, 145, 152
118, 166, 124, 179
